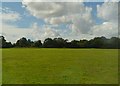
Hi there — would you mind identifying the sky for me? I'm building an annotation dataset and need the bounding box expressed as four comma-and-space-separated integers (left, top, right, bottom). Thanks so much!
0, 0, 119, 43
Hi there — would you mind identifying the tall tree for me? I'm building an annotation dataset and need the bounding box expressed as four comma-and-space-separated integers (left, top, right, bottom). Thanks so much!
32, 40, 42, 48
15, 37, 29, 47
70, 40, 80, 48
53, 38, 68, 48
79, 39, 88, 48
0, 36, 12, 48
88, 37, 106, 48
43, 38, 55, 48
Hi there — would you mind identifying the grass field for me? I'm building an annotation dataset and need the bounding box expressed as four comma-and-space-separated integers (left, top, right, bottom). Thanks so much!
2, 48, 118, 84
0, 49, 2, 85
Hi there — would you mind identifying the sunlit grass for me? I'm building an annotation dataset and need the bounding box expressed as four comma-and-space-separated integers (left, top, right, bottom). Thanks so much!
2, 48, 118, 84
0, 49, 2, 85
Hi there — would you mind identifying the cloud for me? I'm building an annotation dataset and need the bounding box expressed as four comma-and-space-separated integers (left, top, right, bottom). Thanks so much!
70, 7, 93, 34
1, 23, 32, 43
0, 6, 60, 43
91, 22, 118, 37
1, 7, 21, 22
1, 2, 118, 43
22, 0, 84, 3
1, 21, 60, 43
31, 23, 60, 41
45, 16, 70, 24
1, 13, 21, 22
0, 7, 23, 42
104, 0, 119, 2
97, 2, 118, 22
95, 2, 118, 38
43, 28, 60, 37
22, 2, 93, 34
22, 2, 85, 18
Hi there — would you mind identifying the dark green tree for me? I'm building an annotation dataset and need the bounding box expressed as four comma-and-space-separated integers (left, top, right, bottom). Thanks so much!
43, 38, 55, 48
0, 36, 13, 48
79, 39, 88, 48
107, 37, 119, 48
32, 40, 42, 48
53, 38, 68, 48
88, 37, 106, 48
70, 40, 80, 48
15, 37, 29, 47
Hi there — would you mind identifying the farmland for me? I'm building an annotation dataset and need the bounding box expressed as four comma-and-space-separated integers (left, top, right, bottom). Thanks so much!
2, 48, 118, 84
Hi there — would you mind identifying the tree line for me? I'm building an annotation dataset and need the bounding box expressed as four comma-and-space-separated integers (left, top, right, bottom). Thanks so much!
0, 36, 120, 49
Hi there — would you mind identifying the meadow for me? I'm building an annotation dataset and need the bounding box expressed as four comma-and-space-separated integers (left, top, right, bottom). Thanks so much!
2, 48, 118, 84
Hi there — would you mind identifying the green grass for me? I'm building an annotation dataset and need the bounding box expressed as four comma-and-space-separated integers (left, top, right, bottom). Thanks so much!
2, 48, 118, 84
0, 49, 2, 85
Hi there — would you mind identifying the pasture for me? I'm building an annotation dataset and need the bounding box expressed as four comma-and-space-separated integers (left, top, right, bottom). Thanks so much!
2, 48, 118, 84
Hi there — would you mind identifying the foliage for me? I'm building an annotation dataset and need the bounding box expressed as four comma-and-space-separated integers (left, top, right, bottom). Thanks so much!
0, 36, 13, 48
0, 36, 120, 48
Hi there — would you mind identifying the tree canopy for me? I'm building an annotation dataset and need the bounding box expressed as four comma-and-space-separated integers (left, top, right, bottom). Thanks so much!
0, 36, 120, 49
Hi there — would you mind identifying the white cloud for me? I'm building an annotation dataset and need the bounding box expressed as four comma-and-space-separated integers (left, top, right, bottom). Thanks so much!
96, 2, 118, 38
22, 2, 85, 18
71, 7, 93, 34
22, 2, 93, 34
45, 16, 70, 24
0, 6, 61, 43
1, 13, 21, 22
91, 22, 118, 37
97, 2, 118, 22
104, 0, 119, 2
1, 23, 32, 43
1, 2, 118, 43
43, 27, 60, 37
22, 0, 84, 3
1, 22, 61, 43
31, 23, 60, 41
1, 7, 21, 22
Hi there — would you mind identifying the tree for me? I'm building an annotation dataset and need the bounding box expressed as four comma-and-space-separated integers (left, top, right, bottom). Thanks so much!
0, 36, 13, 48
53, 38, 68, 48
1, 35, 120, 49
70, 40, 80, 48
79, 39, 88, 48
108, 37, 119, 49
32, 40, 42, 48
43, 38, 55, 48
27, 39, 33, 47
0, 36, 6, 48
88, 37, 106, 48
15, 37, 30, 47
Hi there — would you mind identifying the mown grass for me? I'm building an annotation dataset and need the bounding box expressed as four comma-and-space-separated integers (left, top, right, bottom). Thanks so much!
0, 49, 2, 85
2, 48, 118, 84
